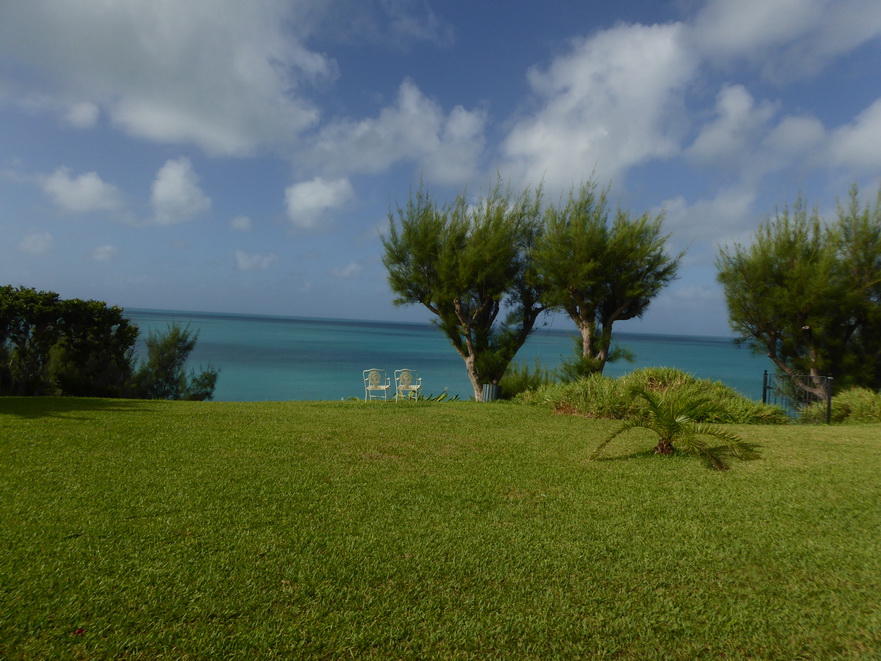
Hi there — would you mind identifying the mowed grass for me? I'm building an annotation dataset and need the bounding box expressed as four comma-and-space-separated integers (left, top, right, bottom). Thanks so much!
1, 398, 880, 660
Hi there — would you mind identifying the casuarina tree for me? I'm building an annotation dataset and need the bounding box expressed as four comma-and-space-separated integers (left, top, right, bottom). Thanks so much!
716, 185, 881, 400
382, 180, 546, 401
533, 181, 681, 376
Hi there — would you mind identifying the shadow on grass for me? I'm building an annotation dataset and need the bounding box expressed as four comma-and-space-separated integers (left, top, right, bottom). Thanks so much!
0, 397, 152, 420
591, 442, 764, 470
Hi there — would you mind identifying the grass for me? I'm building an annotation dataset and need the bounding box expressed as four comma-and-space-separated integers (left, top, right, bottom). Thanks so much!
2, 397, 880, 659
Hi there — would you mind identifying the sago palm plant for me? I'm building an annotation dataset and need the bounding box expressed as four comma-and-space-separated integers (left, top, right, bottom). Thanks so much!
589, 385, 751, 470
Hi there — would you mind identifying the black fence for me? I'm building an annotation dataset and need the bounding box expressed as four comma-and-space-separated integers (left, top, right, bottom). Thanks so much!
762, 370, 833, 423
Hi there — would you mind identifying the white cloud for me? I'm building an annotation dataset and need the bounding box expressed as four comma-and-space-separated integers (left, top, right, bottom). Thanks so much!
306, 79, 486, 185
332, 261, 362, 278
285, 176, 354, 229
501, 22, 698, 190
92, 245, 119, 262
829, 98, 881, 170
693, 0, 822, 59
662, 187, 758, 257
230, 215, 253, 232
151, 157, 211, 225
65, 102, 100, 128
379, 0, 454, 47
0, 0, 335, 156
763, 115, 826, 157
687, 86, 777, 169
305, 0, 454, 48
18, 231, 52, 255
236, 250, 277, 271
40, 167, 125, 214
688, 86, 832, 181
693, 0, 881, 79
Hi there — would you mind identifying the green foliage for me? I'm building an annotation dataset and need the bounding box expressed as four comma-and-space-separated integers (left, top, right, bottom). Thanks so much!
590, 385, 753, 469
516, 371, 634, 418
498, 358, 557, 399
556, 336, 635, 381
382, 179, 546, 400
421, 391, 461, 402
0, 285, 63, 395
131, 323, 218, 401
0, 286, 138, 397
717, 184, 881, 399
382, 177, 682, 399
1, 285, 218, 400
49, 298, 138, 397
533, 181, 681, 375
517, 367, 788, 424
800, 387, 881, 424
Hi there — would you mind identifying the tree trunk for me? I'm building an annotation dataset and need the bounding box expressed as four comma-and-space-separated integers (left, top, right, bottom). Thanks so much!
464, 354, 483, 401
653, 439, 674, 455
575, 319, 607, 374
766, 351, 829, 401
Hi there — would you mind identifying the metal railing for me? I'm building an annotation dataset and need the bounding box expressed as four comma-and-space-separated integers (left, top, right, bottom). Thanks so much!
762, 370, 833, 423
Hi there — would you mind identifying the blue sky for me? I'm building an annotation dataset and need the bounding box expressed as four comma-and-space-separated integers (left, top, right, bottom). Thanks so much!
2, 0, 880, 337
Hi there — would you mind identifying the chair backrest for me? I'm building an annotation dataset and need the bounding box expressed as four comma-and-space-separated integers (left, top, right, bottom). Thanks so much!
394, 369, 420, 394
364, 368, 386, 388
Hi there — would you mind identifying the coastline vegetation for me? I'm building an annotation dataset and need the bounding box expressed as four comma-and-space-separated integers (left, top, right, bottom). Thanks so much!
0, 285, 217, 400
382, 177, 680, 400
512, 366, 789, 425
2, 398, 879, 659
717, 185, 881, 401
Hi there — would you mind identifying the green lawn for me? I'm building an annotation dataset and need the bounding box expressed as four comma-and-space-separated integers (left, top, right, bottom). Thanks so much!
2, 398, 880, 659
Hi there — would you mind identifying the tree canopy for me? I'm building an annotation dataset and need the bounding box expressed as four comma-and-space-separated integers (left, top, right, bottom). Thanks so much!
532, 181, 681, 376
716, 185, 881, 398
382, 180, 545, 400
0, 285, 217, 400
382, 179, 681, 397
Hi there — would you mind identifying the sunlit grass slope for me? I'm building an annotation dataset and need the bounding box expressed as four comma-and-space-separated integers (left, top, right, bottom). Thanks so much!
2, 398, 879, 659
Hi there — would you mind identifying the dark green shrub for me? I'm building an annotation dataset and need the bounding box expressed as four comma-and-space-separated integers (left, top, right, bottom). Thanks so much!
48, 299, 138, 397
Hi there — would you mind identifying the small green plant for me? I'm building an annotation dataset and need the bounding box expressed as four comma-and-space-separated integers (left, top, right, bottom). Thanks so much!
422, 391, 461, 402
498, 359, 557, 399
590, 385, 753, 469
800, 387, 881, 423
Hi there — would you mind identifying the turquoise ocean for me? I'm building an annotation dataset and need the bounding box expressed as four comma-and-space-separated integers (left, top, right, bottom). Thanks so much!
126, 309, 773, 402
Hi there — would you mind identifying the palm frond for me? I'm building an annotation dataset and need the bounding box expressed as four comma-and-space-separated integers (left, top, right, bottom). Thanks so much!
690, 422, 751, 457
589, 384, 753, 469
589, 419, 644, 461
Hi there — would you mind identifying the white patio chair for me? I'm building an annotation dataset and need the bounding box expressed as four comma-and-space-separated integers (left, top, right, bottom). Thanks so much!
394, 368, 422, 402
363, 368, 391, 401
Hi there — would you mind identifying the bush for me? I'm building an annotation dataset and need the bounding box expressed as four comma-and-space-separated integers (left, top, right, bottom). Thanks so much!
130, 323, 219, 401
800, 387, 881, 424
498, 359, 557, 399
516, 367, 788, 424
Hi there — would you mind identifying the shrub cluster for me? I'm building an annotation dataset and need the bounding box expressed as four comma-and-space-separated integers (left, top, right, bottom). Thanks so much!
800, 387, 881, 424
1, 285, 217, 400
498, 359, 558, 398
515, 366, 788, 424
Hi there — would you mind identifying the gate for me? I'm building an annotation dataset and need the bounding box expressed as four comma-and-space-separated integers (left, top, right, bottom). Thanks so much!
762, 370, 833, 423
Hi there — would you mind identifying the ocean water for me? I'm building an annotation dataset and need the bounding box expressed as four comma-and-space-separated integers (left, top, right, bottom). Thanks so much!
126, 309, 773, 402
